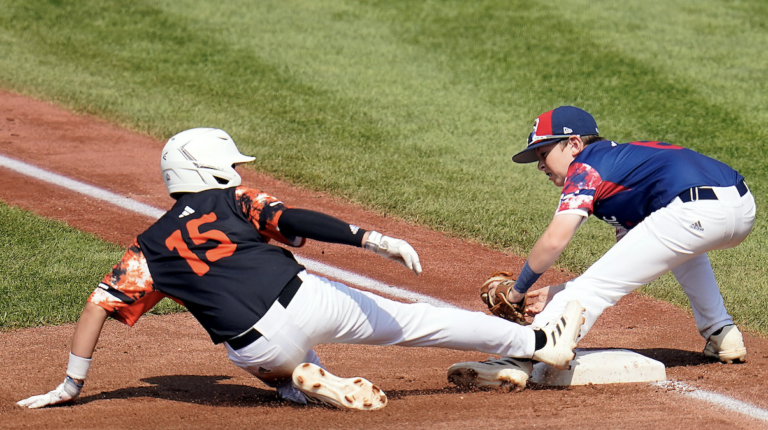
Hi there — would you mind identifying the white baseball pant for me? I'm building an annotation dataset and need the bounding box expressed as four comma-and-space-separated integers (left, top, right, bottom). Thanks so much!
532, 184, 756, 340
226, 271, 536, 402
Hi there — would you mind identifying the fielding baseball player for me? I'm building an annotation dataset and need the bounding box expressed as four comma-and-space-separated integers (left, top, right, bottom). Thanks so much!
449, 106, 755, 390
17, 128, 585, 411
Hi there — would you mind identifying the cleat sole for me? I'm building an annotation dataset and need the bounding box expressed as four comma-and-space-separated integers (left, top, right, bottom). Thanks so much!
292, 363, 387, 411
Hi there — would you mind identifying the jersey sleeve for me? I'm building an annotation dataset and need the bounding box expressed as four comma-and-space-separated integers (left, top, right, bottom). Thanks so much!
556, 162, 602, 216
88, 239, 175, 327
235, 186, 307, 247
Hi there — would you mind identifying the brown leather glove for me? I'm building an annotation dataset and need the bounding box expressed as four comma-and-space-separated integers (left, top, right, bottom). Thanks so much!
479, 271, 529, 325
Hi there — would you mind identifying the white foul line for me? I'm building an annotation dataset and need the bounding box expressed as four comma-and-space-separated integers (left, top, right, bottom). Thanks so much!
653, 381, 768, 422
0, 154, 456, 309
4, 153, 768, 420
0, 154, 166, 219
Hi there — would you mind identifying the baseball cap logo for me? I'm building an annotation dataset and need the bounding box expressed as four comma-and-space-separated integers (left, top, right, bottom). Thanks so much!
514, 106, 598, 164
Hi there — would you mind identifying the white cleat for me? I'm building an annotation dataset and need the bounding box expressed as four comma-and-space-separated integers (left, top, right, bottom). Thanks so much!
447, 357, 533, 392
291, 363, 387, 411
703, 324, 747, 364
532, 300, 585, 370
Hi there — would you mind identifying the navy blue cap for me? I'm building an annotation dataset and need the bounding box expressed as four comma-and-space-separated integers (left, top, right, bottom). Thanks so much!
512, 106, 599, 164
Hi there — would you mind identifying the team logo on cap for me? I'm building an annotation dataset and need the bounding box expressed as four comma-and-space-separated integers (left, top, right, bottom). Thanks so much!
529, 112, 555, 145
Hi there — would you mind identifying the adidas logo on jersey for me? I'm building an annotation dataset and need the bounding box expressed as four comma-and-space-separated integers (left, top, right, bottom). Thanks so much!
690, 220, 704, 232
179, 206, 196, 218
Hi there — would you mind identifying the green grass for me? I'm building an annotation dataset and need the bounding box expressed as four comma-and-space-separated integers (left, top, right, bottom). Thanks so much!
0, 202, 183, 330
0, 0, 766, 332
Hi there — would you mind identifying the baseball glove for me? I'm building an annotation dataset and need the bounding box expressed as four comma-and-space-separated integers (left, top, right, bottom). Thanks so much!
480, 271, 529, 325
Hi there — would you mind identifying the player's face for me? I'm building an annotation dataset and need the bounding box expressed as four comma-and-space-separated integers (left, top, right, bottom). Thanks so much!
535, 141, 573, 187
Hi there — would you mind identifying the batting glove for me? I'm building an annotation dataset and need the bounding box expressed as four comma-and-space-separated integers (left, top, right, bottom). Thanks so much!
17, 376, 83, 409
364, 231, 422, 275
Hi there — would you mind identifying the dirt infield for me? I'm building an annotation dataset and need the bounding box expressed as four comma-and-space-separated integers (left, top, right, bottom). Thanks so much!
2, 90, 767, 429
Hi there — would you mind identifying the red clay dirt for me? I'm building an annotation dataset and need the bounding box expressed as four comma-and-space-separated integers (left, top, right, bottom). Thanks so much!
1, 90, 767, 429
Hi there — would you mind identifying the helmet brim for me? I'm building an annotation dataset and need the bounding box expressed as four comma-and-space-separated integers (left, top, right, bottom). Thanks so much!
233, 155, 256, 164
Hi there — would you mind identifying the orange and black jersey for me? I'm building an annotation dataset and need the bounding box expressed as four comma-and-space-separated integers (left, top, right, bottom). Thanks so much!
89, 186, 306, 344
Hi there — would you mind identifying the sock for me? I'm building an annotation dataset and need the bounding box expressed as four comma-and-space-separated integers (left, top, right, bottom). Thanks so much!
534, 329, 547, 350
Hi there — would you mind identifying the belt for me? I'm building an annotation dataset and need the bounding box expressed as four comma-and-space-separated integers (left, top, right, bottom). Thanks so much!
226, 275, 302, 350
678, 180, 748, 203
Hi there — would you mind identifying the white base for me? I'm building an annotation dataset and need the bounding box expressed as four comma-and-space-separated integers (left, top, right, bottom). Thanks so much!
530, 349, 667, 386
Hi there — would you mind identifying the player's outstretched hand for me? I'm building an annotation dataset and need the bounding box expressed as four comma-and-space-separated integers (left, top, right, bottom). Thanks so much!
525, 283, 566, 316
364, 231, 423, 275
17, 377, 82, 409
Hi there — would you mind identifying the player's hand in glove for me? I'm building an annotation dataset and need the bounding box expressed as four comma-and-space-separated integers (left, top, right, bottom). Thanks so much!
364, 231, 422, 275
480, 271, 529, 325
17, 376, 83, 409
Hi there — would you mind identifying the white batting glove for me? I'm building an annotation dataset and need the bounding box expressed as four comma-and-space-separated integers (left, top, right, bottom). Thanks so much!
364, 231, 422, 275
17, 376, 83, 409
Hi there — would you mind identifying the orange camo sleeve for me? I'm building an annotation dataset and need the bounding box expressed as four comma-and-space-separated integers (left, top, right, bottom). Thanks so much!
88, 239, 175, 326
235, 186, 306, 247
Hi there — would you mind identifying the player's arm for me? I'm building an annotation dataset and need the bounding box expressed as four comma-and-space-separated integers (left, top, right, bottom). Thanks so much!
503, 213, 584, 303
18, 240, 160, 409
527, 212, 584, 273
237, 188, 422, 275
279, 209, 422, 275
71, 302, 109, 361
278, 209, 366, 246
16, 302, 108, 409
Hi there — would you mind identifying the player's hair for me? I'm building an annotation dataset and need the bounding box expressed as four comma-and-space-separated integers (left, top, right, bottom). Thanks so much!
581, 135, 605, 145
557, 135, 605, 148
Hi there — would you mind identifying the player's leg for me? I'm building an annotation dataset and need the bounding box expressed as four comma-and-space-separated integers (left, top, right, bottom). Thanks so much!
530, 199, 715, 338
672, 253, 733, 338
290, 271, 583, 368
225, 277, 389, 410
225, 325, 321, 404
291, 272, 536, 358
673, 191, 755, 362
531, 188, 755, 340
530, 210, 687, 338
673, 254, 748, 364
288, 272, 583, 392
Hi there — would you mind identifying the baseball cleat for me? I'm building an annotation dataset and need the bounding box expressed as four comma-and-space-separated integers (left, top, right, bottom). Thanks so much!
291, 363, 387, 411
703, 324, 747, 364
447, 357, 533, 392
532, 300, 585, 370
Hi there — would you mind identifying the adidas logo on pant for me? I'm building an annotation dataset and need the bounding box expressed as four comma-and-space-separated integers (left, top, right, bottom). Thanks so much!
690, 220, 704, 231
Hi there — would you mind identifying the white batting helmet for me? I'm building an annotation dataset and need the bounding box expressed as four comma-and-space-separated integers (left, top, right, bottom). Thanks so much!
160, 128, 255, 196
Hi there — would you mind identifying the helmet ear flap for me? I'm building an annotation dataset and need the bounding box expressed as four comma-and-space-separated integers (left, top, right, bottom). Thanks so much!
160, 128, 254, 196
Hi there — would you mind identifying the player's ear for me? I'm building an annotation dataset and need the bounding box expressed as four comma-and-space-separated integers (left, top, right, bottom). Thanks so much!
569, 135, 585, 157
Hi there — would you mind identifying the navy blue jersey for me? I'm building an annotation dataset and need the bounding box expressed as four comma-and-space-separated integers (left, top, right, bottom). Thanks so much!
556, 141, 743, 230
129, 187, 305, 344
